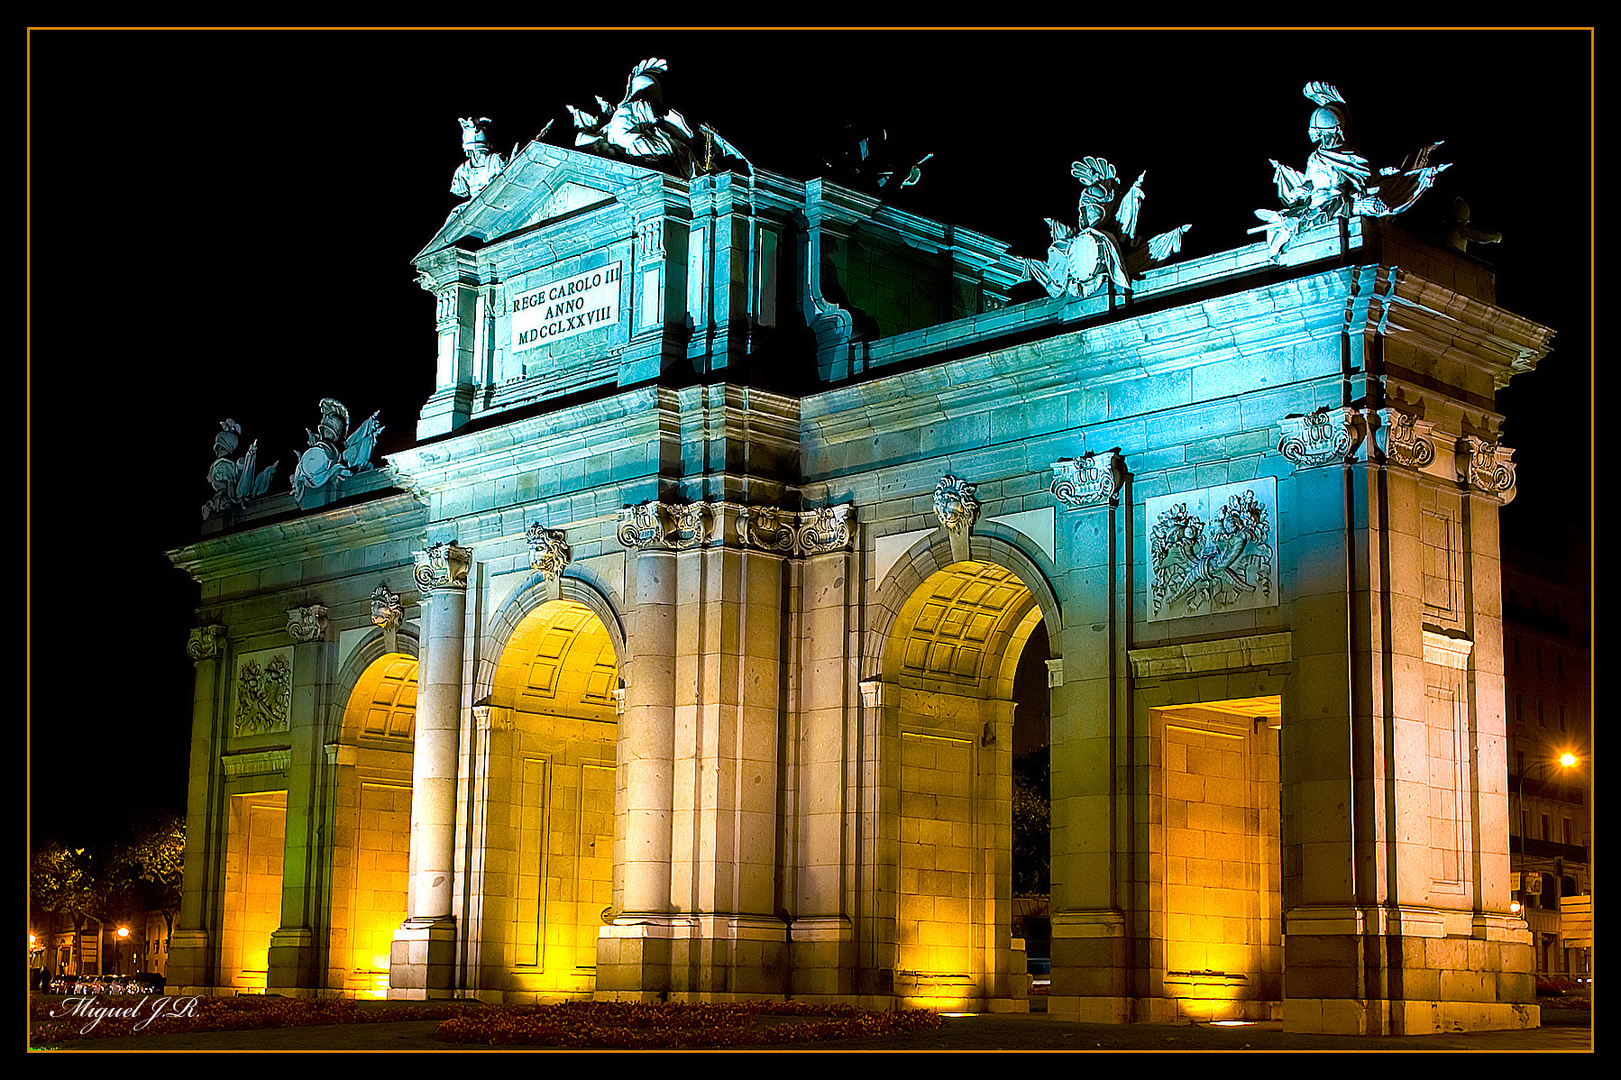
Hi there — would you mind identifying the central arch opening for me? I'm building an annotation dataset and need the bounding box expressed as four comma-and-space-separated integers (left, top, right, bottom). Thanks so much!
882, 559, 1049, 1010
488, 599, 619, 1001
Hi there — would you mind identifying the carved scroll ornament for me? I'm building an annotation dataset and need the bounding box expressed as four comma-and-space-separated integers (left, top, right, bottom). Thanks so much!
415, 543, 472, 597
617, 502, 713, 550
737, 504, 856, 556
1050, 450, 1123, 508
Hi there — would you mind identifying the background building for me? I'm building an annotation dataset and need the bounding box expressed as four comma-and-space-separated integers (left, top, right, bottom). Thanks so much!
1502, 529, 1591, 980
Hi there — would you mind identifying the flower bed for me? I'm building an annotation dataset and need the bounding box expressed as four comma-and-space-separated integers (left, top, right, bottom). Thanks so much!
30, 995, 942, 1049
30, 995, 476, 1046
433, 1001, 943, 1049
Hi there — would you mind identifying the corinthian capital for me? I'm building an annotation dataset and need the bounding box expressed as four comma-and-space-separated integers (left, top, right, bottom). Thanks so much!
1374, 407, 1437, 469
617, 502, 713, 550
1050, 450, 1123, 508
737, 504, 857, 556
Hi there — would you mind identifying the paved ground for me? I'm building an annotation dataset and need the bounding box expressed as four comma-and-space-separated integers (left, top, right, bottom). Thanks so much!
31, 999, 1593, 1053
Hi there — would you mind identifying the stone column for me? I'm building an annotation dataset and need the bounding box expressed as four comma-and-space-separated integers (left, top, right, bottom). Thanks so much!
389, 542, 470, 999
1045, 452, 1129, 1022
597, 539, 678, 996
786, 544, 860, 998
268, 603, 331, 994
168, 625, 226, 994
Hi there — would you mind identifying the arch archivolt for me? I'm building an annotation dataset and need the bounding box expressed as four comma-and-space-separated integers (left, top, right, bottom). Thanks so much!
329, 628, 419, 743
475, 567, 626, 707
865, 529, 1062, 688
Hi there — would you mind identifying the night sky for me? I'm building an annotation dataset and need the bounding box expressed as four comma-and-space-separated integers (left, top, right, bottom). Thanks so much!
27, 29, 1592, 845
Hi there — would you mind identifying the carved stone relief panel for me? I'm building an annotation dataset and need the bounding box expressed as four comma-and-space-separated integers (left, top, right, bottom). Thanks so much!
232, 649, 292, 736
1146, 478, 1278, 623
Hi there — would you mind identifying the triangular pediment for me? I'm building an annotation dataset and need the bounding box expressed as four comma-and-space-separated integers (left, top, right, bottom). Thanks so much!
417, 142, 662, 259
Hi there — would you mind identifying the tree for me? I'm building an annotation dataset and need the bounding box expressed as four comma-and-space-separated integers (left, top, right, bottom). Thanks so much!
111, 812, 185, 938
31, 841, 103, 974
1012, 746, 1050, 896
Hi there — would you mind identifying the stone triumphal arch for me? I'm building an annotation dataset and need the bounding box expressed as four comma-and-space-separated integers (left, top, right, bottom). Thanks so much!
168, 65, 1551, 1033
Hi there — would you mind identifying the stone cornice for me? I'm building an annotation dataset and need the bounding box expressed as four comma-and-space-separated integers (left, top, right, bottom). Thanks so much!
1355, 265, 1554, 388
169, 491, 425, 584
391, 383, 803, 497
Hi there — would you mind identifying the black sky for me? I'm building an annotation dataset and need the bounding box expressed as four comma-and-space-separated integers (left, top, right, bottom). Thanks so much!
27, 28, 1593, 844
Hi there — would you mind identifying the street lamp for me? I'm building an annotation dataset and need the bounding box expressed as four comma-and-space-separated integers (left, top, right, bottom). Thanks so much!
116, 926, 130, 977
1511, 751, 1581, 915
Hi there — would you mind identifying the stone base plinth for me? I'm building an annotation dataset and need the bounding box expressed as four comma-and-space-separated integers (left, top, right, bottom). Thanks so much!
387, 916, 457, 1000
267, 927, 316, 995
163, 929, 210, 996
595, 915, 790, 1000
1284, 906, 1539, 1034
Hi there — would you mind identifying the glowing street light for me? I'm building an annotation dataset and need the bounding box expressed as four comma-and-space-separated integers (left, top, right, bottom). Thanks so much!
1513, 751, 1582, 914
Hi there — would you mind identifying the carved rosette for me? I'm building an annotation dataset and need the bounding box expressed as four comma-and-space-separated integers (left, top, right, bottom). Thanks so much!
737, 504, 857, 556
933, 476, 981, 532
235, 655, 292, 736
1278, 406, 1361, 467
286, 604, 329, 644
1456, 436, 1517, 503
1375, 408, 1437, 468
617, 502, 713, 550
1050, 451, 1123, 508
415, 543, 473, 598
187, 625, 227, 662
527, 523, 572, 580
